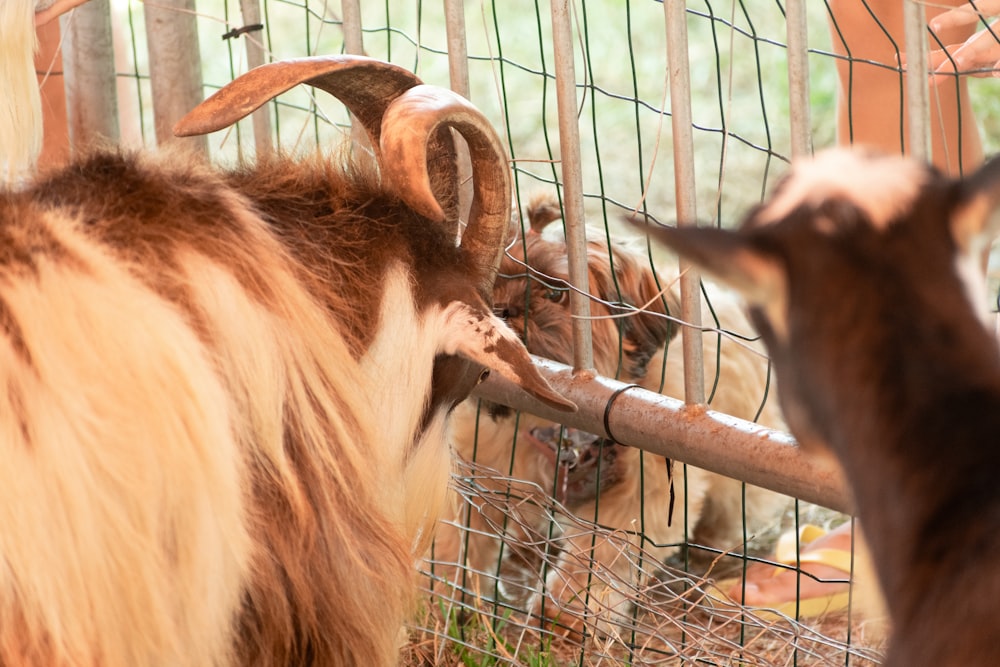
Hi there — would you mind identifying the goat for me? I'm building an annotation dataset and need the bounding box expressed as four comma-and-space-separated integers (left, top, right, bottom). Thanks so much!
639, 147, 1000, 666
434, 196, 787, 635
0, 54, 573, 667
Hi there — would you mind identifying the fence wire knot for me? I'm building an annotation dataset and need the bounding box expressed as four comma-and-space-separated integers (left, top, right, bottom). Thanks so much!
222, 24, 264, 41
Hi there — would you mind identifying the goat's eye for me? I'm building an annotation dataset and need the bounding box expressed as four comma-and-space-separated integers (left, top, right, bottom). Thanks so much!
477, 369, 491, 385
544, 287, 567, 303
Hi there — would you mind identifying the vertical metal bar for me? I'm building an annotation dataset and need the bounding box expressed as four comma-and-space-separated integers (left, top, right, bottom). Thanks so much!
664, 0, 704, 405
144, 0, 206, 153
61, 0, 120, 154
551, 0, 594, 372
903, 0, 930, 162
785, 0, 812, 158
443, 0, 473, 225
239, 0, 272, 156
341, 0, 364, 55
443, 0, 470, 97
341, 0, 369, 152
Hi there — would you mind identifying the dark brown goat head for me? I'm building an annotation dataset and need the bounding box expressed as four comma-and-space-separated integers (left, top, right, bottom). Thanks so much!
177, 56, 576, 418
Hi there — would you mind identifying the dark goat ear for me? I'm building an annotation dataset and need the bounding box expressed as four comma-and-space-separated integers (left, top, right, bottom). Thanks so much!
952, 155, 1000, 253
630, 221, 793, 340
593, 247, 677, 379
630, 221, 784, 309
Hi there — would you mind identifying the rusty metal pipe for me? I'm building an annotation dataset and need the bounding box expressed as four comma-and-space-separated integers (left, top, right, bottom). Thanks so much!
474, 356, 852, 514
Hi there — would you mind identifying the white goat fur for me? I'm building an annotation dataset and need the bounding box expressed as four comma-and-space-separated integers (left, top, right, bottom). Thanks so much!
0, 219, 248, 665
1, 1, 43, 182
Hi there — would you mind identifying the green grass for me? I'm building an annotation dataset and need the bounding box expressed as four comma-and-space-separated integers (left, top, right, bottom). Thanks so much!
403, 596, 561, 667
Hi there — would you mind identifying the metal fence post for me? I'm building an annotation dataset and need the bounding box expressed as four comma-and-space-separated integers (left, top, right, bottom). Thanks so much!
551, 0, 595, 373
144, 0, 206, 153
62, 0, 120, 154
664, 0, 705, 405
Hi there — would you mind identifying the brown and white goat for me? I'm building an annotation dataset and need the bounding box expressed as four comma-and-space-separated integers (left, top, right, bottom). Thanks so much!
434, 197, 787, 632
0, 55, 573, 667
641, 147, 1000, 666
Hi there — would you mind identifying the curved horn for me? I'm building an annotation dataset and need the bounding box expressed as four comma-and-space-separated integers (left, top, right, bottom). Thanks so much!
380, 85, 510, 293
173, 55, 423, 156
174, 56, 507, 290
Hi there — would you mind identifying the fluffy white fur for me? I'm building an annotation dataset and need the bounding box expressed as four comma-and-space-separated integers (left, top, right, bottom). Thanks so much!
363, 266, 458, 553
1, 1, 43, 182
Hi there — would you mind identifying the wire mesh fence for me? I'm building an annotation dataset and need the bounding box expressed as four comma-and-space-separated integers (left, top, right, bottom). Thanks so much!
411, 460, 886, 667
42, 0, 1000, 664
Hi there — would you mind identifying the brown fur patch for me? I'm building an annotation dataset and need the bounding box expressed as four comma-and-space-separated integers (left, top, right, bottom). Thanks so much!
495, 230, 677, 381
5, 148, 429, 666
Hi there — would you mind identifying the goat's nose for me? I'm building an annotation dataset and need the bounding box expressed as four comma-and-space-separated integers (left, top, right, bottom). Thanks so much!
494, 303, 520, 320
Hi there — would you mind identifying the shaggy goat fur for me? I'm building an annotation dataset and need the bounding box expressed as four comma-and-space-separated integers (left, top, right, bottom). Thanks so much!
0, 56, 573, 666
641, 148, 1000, 666
1, 1, 43, 182
434, 197, 788, 631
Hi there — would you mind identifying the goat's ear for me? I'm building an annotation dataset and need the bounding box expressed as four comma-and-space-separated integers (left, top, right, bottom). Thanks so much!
952, 155, 1000, 252
526, 193, 563, 234
440, 302, 577, 412
632, 222, 784, 308
589, 244, 678, 378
